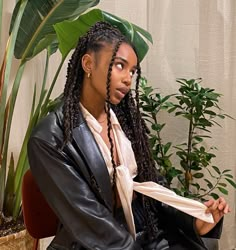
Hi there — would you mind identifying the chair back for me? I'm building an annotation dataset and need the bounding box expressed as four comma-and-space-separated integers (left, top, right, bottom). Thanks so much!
22, 169, 58, 239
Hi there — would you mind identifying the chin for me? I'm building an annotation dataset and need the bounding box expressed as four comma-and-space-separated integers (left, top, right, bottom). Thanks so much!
109, 98, 123, 106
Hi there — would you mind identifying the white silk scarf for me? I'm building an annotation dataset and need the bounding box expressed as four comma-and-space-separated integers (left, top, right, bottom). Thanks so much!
80, 104, 214, 238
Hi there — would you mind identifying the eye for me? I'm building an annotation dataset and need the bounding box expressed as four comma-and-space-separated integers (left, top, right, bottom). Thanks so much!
130, 70, 136, 77
116, 63, 124, 70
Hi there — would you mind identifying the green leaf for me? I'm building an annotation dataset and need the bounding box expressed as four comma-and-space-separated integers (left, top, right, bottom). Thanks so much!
223, 174, 233, 178
198, 118, 212, 127
204, 110, 216, 116
210, 193, 220, 199
217, 187, 228, 195
225, 178, 236, 189
212, 165, 221, 175
168, 106, 177, 113
194, 136, 203, 142
193, 173, 204, 178
54, 9, 152, 61
205, 92, 220, 101
191, 183, 200, 190
143, 86, 154, 96
151, 123, 164, 132
206, 100, 214, 108
218, 183, 227, 187
222, 169, 232, 174
203, 179, 213, 189
10, 0, 100, 61
169, 168, 182, 176
163, 142, 172, 155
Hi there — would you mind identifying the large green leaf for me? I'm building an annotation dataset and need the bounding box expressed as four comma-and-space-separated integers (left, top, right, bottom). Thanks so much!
10, 0, 100, 61
54, 9, 153, 61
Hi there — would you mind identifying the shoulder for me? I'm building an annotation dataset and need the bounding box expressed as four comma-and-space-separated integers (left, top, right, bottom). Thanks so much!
30, 102, 64, 147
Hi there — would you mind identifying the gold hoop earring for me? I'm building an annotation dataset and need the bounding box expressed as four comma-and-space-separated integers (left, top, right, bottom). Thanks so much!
87, 72, 91, 78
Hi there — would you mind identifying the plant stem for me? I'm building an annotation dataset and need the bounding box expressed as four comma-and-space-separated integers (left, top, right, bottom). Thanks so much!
197, 176, 221, 199
40, 56, 65, 119
185, 108, 194, 190
151, 112, 164, 158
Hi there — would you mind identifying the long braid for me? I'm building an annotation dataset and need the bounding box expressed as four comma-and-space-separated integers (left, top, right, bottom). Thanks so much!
63, 35, 88, 145
135, 66, 160, 236
105, 39, 123, 213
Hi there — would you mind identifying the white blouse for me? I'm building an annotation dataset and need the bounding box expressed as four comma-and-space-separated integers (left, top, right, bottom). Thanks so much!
80, 104, 214, 239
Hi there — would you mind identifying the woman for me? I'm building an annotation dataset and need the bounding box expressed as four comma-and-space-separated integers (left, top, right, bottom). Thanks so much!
28, 21, 230, 250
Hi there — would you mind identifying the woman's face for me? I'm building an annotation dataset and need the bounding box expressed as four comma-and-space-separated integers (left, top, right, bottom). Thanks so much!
86, 42, 138, 105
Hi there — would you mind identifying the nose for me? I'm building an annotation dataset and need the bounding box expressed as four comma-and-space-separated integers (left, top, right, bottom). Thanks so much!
122, 71, 132, 86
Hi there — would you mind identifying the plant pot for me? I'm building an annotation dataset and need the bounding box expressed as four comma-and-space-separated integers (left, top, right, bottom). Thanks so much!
0, 229, 34, 250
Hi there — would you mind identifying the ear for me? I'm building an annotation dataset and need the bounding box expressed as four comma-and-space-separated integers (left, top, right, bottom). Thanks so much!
81, 53, 93, 74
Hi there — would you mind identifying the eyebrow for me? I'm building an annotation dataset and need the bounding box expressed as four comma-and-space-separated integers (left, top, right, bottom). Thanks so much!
114, 56, 137, 69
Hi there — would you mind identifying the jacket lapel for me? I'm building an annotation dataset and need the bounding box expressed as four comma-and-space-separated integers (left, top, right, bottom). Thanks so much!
72, 113, 113, 212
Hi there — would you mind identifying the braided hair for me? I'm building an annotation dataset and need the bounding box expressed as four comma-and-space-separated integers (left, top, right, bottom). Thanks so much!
63, 21, 162, 239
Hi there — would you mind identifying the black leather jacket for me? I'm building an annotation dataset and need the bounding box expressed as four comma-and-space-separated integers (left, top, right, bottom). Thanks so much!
27, 104, 223, 250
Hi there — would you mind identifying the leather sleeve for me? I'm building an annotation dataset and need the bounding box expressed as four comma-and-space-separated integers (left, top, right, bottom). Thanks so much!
27, 136, 141, 250
159, 203, 223, 241
160, 203, 200, 236
201, 218, 223, 239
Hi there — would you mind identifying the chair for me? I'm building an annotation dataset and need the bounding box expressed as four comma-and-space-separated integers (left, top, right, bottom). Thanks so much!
22, 169, 59, 250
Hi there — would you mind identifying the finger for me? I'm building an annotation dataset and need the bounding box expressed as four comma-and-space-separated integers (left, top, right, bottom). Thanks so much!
206, 199, 220, 213
218, 197, 226, 211
223, 204, 230, 214
211, 199, 220, 210
204, 199, 214, 207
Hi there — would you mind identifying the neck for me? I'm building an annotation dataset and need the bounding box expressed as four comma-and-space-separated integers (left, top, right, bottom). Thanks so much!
80, 80, 107, 121
80, 97, 106, 118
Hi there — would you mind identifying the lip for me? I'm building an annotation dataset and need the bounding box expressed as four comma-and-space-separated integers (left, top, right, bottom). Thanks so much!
116, 87, 129, 96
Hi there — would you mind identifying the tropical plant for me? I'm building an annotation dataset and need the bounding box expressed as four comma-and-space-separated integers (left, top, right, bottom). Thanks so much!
0, 0, 152, 236
139, 77, 236, 201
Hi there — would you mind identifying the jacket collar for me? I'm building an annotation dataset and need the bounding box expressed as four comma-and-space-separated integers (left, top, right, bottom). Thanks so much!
72, 112, 113, 211
56, 104, 113, 211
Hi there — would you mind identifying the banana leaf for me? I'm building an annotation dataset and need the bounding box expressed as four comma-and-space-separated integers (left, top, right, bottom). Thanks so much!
10, 0, 100, 62
54, 9, 153, 61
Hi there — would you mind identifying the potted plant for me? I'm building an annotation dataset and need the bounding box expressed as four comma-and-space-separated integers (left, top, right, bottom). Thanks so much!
139, 77, 236, 249
139, 77, 236, 199
0, 1, 152, 248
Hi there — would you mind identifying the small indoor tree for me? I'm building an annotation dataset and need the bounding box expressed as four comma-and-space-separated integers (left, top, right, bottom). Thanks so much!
139, 77, 236, 201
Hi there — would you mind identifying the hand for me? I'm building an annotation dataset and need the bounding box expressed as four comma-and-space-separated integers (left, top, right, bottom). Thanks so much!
195, 197, 231, 235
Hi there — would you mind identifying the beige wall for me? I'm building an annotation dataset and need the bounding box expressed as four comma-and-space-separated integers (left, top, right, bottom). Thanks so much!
2, 0, 235, 249
146, 1, 236, 249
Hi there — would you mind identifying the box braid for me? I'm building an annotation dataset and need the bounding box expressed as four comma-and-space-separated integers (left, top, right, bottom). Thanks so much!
105, 38, 123, 214
62, 21, 163, 240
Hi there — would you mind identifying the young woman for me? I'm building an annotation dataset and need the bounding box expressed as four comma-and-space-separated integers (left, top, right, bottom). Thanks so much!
28, 21, 230, 250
